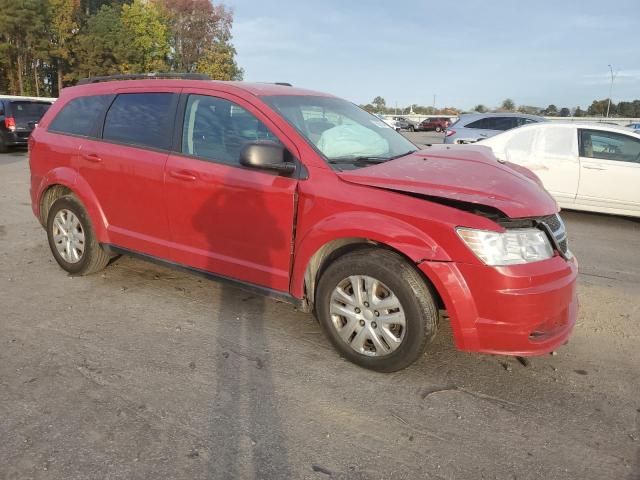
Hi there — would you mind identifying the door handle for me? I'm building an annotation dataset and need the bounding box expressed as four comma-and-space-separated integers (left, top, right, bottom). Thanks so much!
583, 165, 605, 170
81, 153, 102, 163
169, 169, 198, 181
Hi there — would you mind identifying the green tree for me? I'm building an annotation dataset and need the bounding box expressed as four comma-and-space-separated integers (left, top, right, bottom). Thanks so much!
0, 0, 48, 95
473, 104, 488, 113
573, 107, 585, 117
559, 107, 570, 117
47, 0, 81, 94
500, 98, 515, 111
543, 104, 558, 116
120, 0, 169, 73
71, 4, 125, 79
587, 99, 611, 116
195, 42, 243, 80
372, 96, 386, 112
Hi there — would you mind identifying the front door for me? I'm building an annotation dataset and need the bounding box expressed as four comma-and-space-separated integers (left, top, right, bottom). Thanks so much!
577, 128, 640, 215
164, 91, 299, 292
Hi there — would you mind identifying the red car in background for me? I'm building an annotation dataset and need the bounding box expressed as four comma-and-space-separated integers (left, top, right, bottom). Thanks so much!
417, 117, 451, 132
29, 74, 577, 372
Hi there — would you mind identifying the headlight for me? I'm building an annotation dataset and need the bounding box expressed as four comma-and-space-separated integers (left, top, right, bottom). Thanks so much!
457, 227, 553, 266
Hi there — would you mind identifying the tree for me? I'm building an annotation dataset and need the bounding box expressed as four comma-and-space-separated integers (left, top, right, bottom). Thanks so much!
587, 99, 611, 117
0, 0, 48, 95
71, 4, 125, 80
542, 104, 558, 116
573, 107, 585, 117
372, 96, 386, 112
500, 98, 515, 112
473, 104, 488, 113
517, 105, 541, 115
157, 0, 234, 72
120, 0, 169, 73
47, 0, 81, 94
195, 42, 242, 80
559, 107, 570, 117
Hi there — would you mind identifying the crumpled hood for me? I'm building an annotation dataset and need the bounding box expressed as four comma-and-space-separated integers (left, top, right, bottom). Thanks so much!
336, 146, 558, 218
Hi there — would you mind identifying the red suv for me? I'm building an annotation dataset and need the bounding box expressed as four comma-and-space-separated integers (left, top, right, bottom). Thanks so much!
29, 74, 577, 372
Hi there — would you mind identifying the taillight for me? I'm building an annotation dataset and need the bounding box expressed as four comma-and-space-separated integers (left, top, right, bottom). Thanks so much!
445, 129, 455, 137
5, 117, 16, 132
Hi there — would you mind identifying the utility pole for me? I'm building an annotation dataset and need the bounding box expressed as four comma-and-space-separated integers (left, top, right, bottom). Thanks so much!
432, 94, 436, 113
606, 64, 617, 118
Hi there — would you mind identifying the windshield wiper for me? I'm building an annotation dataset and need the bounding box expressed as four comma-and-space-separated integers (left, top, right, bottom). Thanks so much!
328, 156, 390, 165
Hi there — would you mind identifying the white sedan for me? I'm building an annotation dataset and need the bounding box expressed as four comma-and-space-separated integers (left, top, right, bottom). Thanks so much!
476, 122, 640, 218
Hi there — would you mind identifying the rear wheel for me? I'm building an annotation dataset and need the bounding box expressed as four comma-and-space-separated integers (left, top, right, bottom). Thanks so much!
46, 195, 110, 275
0, 137, 8, 153
316, 248, 439, 372
435, 126, 442, 132
409, 125, 415, 132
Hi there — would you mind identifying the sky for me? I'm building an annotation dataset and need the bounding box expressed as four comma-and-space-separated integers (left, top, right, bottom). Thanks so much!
227, 0, 640, 111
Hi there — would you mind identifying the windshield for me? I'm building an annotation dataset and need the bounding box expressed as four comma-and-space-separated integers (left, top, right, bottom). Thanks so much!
261, 95, 417, 169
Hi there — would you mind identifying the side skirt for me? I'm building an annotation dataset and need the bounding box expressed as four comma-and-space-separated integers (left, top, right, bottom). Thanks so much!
103, 244, 305, 309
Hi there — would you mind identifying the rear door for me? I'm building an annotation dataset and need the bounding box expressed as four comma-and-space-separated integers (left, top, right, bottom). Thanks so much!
164, 90, 299, 292
577, 129, 640, 214
79, 90, 179, 257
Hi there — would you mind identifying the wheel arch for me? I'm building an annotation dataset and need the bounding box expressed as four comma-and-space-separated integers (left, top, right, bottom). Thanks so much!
295, 237, 446, 314
37, 172, 109, 243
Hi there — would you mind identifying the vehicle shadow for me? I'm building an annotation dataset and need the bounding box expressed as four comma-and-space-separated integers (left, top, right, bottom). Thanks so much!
192, 172, 292, 478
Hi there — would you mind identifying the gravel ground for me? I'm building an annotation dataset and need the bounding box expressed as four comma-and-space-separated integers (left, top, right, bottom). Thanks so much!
1, 147, 639, 480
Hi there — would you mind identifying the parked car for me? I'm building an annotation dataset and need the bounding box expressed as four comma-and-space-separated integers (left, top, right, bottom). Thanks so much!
375, 113, 400, 130
417, 117, 451, 132
392, 116, 417, 132
474, 122, 640, 217
0, 96, 53, 152
444, 113, 546, 144
625, 122, 640, 133
29, 74, 577, 372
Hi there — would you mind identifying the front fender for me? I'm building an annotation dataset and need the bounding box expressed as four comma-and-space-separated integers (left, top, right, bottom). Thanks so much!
290, 211, 451, 298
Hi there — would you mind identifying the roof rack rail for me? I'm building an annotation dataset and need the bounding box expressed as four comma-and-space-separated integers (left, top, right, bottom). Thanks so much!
274, 82, 292, 86
77, 73, 211, 85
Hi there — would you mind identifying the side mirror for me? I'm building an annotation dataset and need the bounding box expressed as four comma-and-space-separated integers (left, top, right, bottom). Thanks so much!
239, 141, 296, 174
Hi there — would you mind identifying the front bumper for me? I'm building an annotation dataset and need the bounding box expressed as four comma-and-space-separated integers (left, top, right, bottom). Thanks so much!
419, 255, 578, 356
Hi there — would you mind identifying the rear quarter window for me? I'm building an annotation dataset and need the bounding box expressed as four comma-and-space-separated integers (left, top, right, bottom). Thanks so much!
49, 95, 112, 137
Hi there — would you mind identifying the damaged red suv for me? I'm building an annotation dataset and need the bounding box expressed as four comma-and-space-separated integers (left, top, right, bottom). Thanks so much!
29, 74, 577, 372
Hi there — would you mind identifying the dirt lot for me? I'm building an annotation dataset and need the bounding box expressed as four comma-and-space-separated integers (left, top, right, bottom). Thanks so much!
1, 146, 639, 480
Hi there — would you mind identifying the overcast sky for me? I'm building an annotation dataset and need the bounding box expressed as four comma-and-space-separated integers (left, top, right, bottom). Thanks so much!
227, 0, 640, 110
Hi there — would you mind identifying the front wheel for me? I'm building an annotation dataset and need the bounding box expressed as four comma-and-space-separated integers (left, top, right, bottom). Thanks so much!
435, 126, 442, 132
316, 248, 439, 372
46, 195, 111, 275
409, 125, 415, 132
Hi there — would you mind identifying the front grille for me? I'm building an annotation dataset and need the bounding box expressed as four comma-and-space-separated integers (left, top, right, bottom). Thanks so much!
539, 214, 568, 254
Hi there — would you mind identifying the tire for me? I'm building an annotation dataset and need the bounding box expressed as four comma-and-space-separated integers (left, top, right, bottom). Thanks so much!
409, 125, 415, 132
0, 137, 8, 153
435, 126, 442, 133
316, 248, 439, 372
46, 195, 110, 275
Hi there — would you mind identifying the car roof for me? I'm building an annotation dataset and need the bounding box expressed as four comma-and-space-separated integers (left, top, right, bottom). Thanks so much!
59, 80, 334, 100
489, 121, 640, 138
458, 112, 546, 121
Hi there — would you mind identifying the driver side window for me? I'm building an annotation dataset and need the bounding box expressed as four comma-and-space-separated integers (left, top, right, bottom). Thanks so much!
181, 95, 280, 165
579, 129, 640, 163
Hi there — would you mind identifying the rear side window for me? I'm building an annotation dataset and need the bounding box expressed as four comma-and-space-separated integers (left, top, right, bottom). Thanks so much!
49, 95, 111, 137
103, 93, 176, 150
465, 118, 487, 129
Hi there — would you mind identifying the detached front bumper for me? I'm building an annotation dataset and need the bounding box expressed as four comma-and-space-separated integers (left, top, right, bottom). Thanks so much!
420, 255, 578, 356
